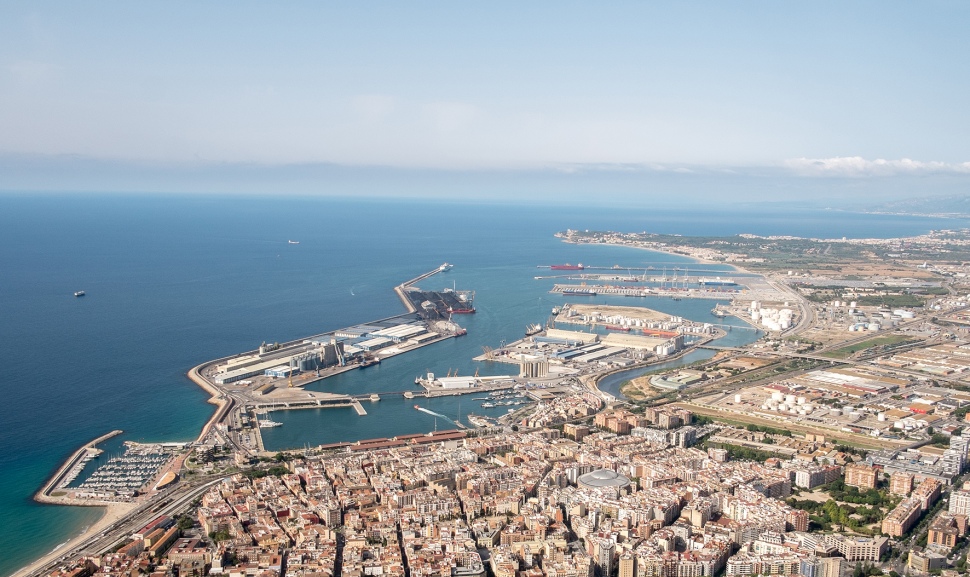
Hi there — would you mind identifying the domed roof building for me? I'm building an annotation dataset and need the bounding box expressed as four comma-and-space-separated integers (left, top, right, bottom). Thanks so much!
577, 468, 631, 497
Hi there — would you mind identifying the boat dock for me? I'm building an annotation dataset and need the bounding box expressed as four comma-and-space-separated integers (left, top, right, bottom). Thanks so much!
351, 400, 367, 416
35, 430, 123, 504
551, 283, 741, 299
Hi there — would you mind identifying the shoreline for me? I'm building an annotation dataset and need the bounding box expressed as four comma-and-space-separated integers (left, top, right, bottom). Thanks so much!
11, 502, 135, 577
572, 239, 755, 275
15, 265, 452, 577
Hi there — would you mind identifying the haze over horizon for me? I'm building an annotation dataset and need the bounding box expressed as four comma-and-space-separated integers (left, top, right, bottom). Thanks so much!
2, 2, 969, 203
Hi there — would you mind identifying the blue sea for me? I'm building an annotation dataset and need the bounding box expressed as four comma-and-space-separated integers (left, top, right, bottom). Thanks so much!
0, 193, 966, 576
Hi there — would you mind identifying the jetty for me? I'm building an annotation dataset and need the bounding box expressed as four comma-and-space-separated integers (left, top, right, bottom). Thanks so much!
35, 430, 123, 504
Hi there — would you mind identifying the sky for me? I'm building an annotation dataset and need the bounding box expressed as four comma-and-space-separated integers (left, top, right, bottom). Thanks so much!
1, 2, 969, 201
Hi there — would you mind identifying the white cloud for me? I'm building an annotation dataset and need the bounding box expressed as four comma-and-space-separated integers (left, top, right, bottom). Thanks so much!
784, 156, 970, 176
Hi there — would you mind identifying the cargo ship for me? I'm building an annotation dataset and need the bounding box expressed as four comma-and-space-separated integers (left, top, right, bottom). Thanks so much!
448, 306, 476, 314
550, 263, 585, 270
562, 288, 597, 296
604, 325, 631, 332
697, 277, 736, 286
525, 323, 543, 336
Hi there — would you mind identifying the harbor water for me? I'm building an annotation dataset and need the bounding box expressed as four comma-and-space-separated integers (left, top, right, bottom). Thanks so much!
1, 193, 966, 576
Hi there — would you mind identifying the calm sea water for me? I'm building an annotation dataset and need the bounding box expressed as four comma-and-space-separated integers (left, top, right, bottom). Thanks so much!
0, 193, 965, 576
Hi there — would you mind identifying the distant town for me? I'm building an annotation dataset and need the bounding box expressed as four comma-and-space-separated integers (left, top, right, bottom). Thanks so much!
21, 228, 970, 577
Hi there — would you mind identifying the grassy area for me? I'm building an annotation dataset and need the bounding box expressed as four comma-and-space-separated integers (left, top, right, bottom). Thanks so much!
820, 335, 916, 359
855, 294, 925, 307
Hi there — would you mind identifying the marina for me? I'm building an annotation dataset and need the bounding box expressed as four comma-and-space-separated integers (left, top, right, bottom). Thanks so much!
74, 443, 179, 499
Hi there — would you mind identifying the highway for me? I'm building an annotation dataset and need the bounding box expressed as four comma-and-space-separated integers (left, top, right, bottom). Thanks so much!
18, 476, 225, 577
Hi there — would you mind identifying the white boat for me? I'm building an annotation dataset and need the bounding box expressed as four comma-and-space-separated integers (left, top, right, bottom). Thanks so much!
288, 240, 300, 244
439, 263, 453, 271
74, 290, 86, 297
258, 420, 282, 428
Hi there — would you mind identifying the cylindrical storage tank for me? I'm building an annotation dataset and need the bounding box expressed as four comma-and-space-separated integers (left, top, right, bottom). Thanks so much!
830, 408, 842, 416
803, 404, 813, 412
751, 310, 761, 320
778, 403, 788, 411
850, 301, 857, 308
761, 404, 770, 410
735, 394, 742, 404
790, 408, 798, 414
772, 392, 784, 402
869, 323, 880, 331
877, 412, 886, 422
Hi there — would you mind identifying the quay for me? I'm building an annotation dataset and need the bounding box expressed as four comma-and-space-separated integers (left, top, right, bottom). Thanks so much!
551, 283, 741, 299
394, 263, 450, 313
188, 264, 471, 456
35, 430, 123, 504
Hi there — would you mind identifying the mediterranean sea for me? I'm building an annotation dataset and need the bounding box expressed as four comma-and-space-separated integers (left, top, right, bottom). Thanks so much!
1, 193, 967, 576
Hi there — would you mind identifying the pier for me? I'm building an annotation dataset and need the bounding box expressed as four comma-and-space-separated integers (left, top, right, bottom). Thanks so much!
394, 264, 450, 313
351, 400, 367, 415
35, 430, 123, 504
551, 283, 741, 299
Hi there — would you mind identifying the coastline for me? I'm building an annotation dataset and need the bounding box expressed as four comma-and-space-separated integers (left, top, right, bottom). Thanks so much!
11, 503, 134, 577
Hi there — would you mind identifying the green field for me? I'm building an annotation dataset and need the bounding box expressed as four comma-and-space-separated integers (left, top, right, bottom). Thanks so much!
820, 335, 916, 359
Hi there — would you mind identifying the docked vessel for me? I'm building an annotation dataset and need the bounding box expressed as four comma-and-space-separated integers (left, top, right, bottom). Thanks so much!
562, 288, 597, 296
439, 263, 453, 271
604, 325, 631, 332
74, 290, 85, 297
550, 263, 585, 270
551, 306, 561, 315
525, 323, 543, 336
258, 419, 282, 428
697, 277, 736, 286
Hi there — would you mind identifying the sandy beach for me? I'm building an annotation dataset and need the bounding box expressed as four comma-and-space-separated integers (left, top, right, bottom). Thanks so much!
11, 502, 135, 577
